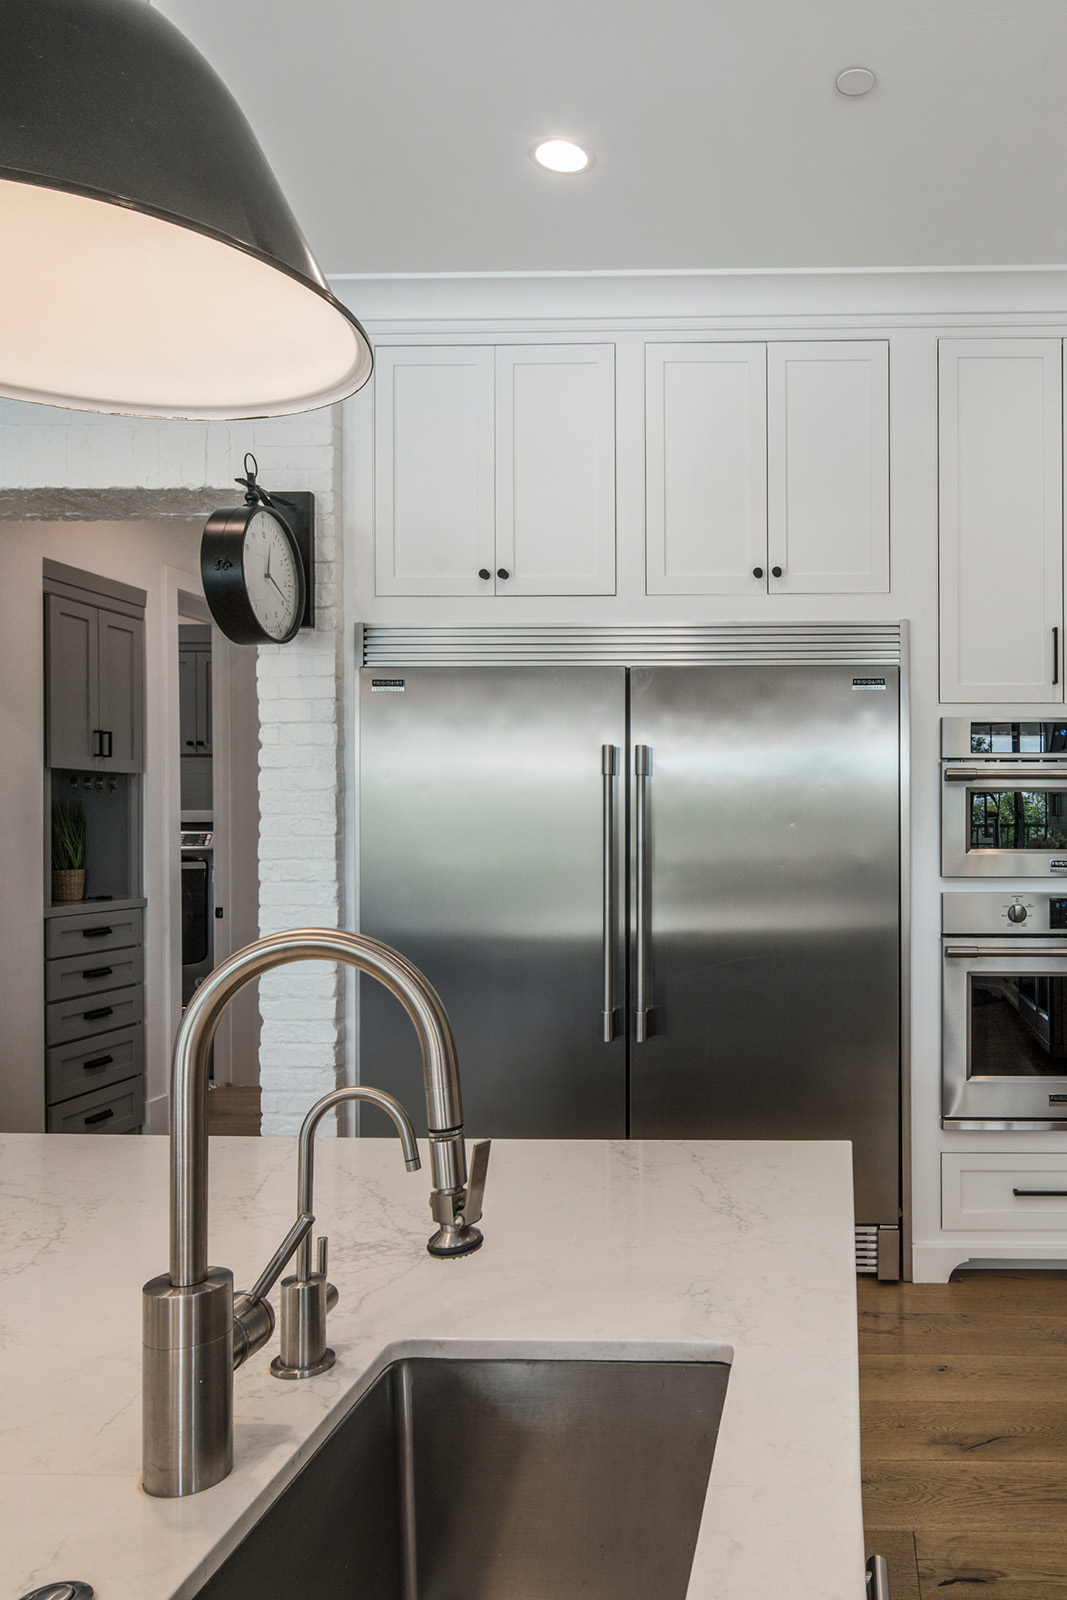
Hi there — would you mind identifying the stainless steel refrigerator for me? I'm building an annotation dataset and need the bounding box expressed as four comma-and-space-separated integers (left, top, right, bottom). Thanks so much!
358, 646, 901, 1243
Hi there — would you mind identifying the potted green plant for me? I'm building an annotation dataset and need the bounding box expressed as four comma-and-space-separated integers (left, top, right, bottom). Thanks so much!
51, 800, 87, 903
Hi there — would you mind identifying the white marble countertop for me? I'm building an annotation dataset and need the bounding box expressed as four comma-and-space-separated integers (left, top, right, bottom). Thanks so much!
0, 1134, 866, 1600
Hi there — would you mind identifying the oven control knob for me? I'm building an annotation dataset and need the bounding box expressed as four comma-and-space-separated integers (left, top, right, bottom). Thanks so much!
1008, 902, 1028, 923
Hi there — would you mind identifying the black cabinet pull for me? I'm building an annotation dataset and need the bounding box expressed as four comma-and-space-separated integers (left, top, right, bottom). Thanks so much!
195, 739, 205, 746
771, 566, 783, 578
84, 1107, 115, 1126
478, 568, 491, 580
92, 729, 114, 758
752, 567, 764, 579
82, 926, 113, 939
83, 1054, 114, 1071
1054, 626, 1060, 686
83, 1005, 114, 1021
83, 966, 113, 980
185, 740, 196, 747
497, 568, 510, 580
1013, 1187, 1067, 1197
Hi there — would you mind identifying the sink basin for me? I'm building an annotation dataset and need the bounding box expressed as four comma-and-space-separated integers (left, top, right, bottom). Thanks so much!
197, 1343, 731, 1600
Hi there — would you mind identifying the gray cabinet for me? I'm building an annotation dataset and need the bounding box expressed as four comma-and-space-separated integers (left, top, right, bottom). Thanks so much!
45, 591, 144, 771
178, 643, 212, 756
44, 904, 145, 1131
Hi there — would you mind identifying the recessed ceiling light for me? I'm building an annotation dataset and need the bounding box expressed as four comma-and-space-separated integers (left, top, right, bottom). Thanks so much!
836, 67, 876, 96
533, 139, 592, 174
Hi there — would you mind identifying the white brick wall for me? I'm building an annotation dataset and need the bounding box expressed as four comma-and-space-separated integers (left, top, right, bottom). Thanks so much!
0, 397, 346, 1134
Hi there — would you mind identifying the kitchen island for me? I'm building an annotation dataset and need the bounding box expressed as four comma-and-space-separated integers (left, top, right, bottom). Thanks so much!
1, 1134, 866, 1599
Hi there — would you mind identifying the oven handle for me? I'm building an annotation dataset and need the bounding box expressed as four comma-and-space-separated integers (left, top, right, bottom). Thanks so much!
943, 767, 1067, 783
944, 945, 1067, 958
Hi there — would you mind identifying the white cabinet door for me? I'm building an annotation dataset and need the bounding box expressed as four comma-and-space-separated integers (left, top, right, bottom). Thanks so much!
767, 341, 890, 594
494, 345, 616, 596
939, 339, 1064, 703
374, 347, 495, 596
645, 343, 767, 595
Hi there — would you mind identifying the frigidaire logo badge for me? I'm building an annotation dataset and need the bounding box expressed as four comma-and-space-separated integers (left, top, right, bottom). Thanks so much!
370, 679, 405, 692
1052, 860, 1067, 873
1050, 1094, 1067, 1104
851, 677, 887, 690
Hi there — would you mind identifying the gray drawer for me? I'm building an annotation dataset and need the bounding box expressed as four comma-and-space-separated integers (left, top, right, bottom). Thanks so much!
46, 1024, 144, 1106
46, 984, 144, 1047
45, 945, 143, 1003
45, 906, 143, 960
46, 1075, 143, 1135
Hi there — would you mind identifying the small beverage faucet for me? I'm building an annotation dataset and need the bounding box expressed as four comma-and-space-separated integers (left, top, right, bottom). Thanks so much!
142, 928, 490, 1499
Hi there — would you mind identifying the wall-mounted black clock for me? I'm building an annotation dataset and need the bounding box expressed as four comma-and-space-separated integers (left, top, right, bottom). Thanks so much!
201, 456, 315, 645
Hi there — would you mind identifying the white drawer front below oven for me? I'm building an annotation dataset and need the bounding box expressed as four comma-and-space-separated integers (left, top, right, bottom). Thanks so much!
943, 1153, 1067, 1230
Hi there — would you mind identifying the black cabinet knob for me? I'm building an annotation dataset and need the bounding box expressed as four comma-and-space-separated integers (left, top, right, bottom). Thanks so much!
771, 566, 783, 578
497, 568, 510, 580
478, 568, 491, 580
185, 740, 195, 747
752, 567, 764, 579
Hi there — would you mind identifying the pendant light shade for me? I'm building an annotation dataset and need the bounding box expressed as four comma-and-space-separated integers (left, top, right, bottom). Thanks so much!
0, 0, 373, 418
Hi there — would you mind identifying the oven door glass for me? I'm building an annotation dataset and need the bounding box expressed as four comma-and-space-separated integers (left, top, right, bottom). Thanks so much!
943, 948, 1067, 1122
969, 973, 1067, 1076
968, 790, 1067, 853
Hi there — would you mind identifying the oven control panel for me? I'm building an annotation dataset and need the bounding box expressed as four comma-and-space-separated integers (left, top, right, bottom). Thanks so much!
942, 891, 1067, 935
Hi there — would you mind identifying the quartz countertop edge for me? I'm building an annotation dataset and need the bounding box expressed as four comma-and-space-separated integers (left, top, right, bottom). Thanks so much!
0, 1134, 866, 1600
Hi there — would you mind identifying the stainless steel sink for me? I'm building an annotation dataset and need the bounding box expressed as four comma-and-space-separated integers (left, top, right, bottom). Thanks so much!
197, 1346, 731, 1600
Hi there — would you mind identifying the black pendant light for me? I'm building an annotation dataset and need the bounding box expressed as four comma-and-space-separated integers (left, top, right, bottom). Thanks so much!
0, 0, 373, 418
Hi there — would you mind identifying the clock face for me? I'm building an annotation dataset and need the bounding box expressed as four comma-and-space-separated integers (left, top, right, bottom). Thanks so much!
242, 509, 302, 641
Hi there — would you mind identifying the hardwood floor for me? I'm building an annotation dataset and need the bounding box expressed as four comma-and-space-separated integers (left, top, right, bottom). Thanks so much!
206, 1084, 261, 1136
860, 1271, 1067, 1598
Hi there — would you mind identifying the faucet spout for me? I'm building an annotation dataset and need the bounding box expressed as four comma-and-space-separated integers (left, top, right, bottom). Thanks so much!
168, 928, 472, 1287
143, 927, 485, 1499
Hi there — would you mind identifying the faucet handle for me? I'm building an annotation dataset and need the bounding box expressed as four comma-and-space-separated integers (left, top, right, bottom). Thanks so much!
461, 1140, 491, 1227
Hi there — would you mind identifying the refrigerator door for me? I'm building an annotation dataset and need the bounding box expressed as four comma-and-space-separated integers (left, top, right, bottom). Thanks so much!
628, 664, 900, 1222
359, 666, 627, 1138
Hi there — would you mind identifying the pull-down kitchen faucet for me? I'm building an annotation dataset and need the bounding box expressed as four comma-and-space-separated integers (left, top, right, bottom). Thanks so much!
142, 928, 489, 1499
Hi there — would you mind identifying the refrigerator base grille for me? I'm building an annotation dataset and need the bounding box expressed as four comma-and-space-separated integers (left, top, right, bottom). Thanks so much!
856, 1226, 880, 1274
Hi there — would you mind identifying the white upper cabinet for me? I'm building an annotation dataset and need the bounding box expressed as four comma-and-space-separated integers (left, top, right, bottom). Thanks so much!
939, 339, 1064, 703
767, 342, 889, 594
374, 347, 495, 597
645, 343, 767, 595
495, 345, 616, 596
374, 344, 616, 597
645, 339, 890, 596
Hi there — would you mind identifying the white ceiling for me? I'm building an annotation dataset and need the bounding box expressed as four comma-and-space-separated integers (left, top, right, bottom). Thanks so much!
157, 0, 1067, 276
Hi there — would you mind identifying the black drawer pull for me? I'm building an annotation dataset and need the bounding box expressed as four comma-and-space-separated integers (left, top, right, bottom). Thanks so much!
82, 926, 114, 939
84, 1107, 115, 1126
83, 966, 113, 980
83, 1006, 114, 1021
1013, 1187, 1067, 1197
83, 1054, 114, 1071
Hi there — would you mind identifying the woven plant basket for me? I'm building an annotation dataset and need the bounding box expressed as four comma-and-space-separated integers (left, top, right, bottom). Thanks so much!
52, 869, 86, 904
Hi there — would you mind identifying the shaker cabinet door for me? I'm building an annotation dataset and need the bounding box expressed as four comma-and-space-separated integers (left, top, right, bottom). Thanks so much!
97, 608, 144, 772
494, 344, 616, 596
939, 338, 1064, 703
373, 346, 496, 596
767, 341, 890, 594
45, 593, 99, 770
645, 342, 767, 595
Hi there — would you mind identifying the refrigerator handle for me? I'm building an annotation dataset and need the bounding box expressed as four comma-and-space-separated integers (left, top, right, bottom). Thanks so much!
634, 743, 653, 1043
601, 745, 620, 1042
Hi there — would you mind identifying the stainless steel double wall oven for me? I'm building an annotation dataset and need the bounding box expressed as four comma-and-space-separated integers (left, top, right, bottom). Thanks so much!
359, 625, 905, 1275
942, 720, 1067, 1129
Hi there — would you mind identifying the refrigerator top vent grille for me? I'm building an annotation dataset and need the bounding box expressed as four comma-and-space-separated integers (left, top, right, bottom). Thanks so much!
360, 624, 904, 667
